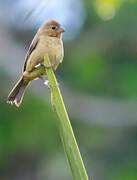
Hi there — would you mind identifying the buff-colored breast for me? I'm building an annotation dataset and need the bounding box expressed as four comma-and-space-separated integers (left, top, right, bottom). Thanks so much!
25, 35, 64, 72
38, 35, 64, 68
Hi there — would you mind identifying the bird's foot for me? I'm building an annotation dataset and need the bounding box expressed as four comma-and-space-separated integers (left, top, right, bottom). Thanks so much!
44, 80, 50, 88
39, 77, 50, 88
41, 62, 55, 69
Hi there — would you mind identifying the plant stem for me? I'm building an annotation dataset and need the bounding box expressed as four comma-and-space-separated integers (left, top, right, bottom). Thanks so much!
44, 54, 89, 180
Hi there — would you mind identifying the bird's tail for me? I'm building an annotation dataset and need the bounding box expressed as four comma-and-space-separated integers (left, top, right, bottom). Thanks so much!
7, 77, 29, 107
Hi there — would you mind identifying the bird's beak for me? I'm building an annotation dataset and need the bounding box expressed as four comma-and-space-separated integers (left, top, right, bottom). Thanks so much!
57, 27, 66, 33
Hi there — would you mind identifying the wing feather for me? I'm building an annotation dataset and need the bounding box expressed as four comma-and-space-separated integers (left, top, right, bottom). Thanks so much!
23, 34, 39, 72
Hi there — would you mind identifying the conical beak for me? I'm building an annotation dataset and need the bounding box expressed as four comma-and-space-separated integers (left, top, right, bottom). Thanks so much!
57, 27, 66, 33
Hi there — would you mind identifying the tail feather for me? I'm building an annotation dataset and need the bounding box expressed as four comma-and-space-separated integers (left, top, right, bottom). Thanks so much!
7, 77, 29, 107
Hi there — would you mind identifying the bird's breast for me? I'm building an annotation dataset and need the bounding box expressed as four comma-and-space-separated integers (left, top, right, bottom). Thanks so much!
39, 36, 64, 66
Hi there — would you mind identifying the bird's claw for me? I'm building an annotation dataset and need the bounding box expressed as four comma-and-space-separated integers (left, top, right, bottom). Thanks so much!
44, 80, 50, 89
41, 63, 54, 69
39, 77, 50, 88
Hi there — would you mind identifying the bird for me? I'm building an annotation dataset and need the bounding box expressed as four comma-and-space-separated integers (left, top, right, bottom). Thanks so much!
7, 19, 65, 107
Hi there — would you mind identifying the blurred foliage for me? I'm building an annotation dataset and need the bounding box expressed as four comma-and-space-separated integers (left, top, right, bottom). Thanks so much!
63, 53, 110, 95
0, 94, 59, 162
94, 0, 123, 21
58, 0, 137, 98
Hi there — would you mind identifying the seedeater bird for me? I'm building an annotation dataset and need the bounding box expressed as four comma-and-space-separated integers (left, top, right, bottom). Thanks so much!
7, 19, 65, 107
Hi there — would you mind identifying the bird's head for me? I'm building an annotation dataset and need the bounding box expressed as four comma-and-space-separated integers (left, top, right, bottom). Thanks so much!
39, 19, 65, 38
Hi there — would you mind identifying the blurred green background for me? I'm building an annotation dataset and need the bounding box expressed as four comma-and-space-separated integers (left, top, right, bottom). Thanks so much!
0, 0, 137, 179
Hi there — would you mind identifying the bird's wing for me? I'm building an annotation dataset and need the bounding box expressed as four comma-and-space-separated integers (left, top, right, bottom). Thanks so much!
23, 34, 40, 72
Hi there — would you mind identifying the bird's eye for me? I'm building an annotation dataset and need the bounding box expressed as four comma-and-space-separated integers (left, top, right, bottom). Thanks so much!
52, 26, 56, 30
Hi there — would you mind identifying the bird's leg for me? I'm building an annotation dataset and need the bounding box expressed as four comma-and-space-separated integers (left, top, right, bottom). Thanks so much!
23, 66, 45, 81
41, 62, 55, 69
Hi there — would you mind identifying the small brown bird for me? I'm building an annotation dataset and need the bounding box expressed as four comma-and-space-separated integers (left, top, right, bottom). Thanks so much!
7, 19, 65, 107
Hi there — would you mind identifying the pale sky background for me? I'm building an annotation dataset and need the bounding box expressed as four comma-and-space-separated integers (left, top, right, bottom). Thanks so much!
0, 0, 86, 40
